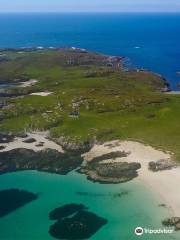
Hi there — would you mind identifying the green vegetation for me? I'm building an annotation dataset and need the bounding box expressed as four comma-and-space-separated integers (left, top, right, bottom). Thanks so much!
1, 48, 180, 160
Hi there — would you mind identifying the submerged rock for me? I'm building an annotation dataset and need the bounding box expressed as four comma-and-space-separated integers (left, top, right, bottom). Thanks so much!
0, 189, 38, 218
49, 204, 86, 220
49, 203, 107, 239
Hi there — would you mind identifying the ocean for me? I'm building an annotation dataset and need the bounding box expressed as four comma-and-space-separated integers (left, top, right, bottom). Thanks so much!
0, 13, 180, 89
0, 13, 180, 240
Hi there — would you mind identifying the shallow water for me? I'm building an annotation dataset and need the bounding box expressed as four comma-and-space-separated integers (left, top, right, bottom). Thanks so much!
0, 170, 179, 240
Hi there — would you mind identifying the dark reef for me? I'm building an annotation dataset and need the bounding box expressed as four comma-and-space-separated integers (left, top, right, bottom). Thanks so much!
49, 203, 108, 239
0, 189, 38, 218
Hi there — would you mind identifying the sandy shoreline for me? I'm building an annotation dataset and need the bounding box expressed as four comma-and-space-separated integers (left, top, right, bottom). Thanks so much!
82, 140, 180, 217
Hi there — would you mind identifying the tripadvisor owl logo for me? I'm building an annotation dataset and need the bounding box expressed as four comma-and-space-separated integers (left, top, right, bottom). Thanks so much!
135, 227, 144, 236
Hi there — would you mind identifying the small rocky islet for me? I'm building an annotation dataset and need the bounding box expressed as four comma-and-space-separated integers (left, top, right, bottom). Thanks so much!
49, 203, 108, 239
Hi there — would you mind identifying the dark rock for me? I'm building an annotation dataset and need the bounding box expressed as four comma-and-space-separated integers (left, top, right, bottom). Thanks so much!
79, 161, 141, 184
49, 203, 108, 239
54, 136, 96, 153
162, 217, 180, 230
16, 133, 28, 138
35, 142, 44, 147
23, 138, 36, 143
149, 159, 177, 172
90, 151, 128, 163
0, 148, 83, 175
0, 146, 6, 150
0, 133, 14, 143
0, 189, 38, 218
159, 204, 167, 208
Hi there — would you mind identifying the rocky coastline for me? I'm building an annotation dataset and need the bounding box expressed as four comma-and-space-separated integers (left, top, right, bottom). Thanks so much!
0, 147, 83, 175
0, 133, 142, 184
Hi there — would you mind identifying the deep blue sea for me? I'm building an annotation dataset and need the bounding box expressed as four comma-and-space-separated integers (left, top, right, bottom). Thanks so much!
0, 13, 180, 89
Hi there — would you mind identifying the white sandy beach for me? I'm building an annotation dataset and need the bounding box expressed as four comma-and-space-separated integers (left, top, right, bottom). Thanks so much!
82, 140, 180, 216
30, 92, 53, 96
0, 131, 63, 153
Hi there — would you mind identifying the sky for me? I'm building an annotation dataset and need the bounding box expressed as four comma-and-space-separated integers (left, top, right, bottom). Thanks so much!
0, 0, 180, 13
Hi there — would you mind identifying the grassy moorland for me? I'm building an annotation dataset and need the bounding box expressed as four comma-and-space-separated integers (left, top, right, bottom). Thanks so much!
1, 48, 180, 159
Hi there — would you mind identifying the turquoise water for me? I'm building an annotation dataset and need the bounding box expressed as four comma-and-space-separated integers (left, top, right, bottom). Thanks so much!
0, 170, 179, 240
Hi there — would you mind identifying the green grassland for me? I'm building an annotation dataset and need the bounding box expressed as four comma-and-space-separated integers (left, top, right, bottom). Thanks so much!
1, 48, 180, 159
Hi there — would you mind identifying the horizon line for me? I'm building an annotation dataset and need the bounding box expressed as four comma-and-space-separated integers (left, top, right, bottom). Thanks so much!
0, 11, 180, 14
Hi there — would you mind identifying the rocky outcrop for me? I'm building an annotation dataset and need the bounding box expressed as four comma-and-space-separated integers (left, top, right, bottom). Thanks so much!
23, 138, 36, 143
149, 159, 177, 172
0, 133, 14, 143
0, 148, 83, 175
162, 217, 180, 231
79, 161, 141, 184
53, 136, 98, 153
